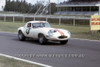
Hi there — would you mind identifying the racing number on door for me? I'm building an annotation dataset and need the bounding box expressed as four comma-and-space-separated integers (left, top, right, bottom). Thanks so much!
26, 23, 31, 34
26, 28, 31, 34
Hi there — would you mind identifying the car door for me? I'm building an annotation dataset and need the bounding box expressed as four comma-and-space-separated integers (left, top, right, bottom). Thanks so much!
25, 23, 40, 39
29, 23, 39, 39
25, 23, 32, 37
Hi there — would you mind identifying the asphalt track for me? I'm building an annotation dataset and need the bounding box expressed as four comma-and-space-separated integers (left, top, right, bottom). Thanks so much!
0, 32, 100, 67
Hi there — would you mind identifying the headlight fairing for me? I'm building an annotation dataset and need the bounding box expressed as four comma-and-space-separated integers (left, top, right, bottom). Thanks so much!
48, 29, 57, 36
67, 31, 71, 35
66, 31, 71, 38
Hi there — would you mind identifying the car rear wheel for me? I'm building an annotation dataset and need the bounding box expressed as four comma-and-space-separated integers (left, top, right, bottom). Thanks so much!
18, 31, 26, 41
38, 34, 47, 45
60, 40, 68, 45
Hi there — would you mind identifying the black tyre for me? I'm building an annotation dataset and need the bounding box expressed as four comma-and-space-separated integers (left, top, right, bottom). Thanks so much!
38, 34, 47, 45
60, 40, 68, 45
18, 31, 26, 41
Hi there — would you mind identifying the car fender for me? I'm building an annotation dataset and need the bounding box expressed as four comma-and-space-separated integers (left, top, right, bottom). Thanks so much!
18, 27, 26, 35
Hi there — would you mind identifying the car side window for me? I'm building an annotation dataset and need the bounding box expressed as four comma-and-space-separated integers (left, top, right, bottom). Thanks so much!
27, 23, 31, 28
32, 23, 38, 28
32, 23, 35, 28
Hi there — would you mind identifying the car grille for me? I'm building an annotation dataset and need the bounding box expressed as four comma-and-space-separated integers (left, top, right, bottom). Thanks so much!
58, 36, 67, 39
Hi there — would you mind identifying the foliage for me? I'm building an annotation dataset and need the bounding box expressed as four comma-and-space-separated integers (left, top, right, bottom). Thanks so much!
4, 0, 57, 14
50, 3, 57, 14
4, 0, 32, 13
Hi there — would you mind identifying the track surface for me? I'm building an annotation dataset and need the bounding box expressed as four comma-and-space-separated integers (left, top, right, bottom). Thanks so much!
0, 32, 100, 67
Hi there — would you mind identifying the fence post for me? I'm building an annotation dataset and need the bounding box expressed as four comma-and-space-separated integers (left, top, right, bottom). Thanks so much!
89, 17, 91, 33
13, 16, 15, 23
46, 17, 48, 21
34, 17, 35, 21
4, 15, 6, 22
23, 16, 25, 23
59, 17, 61, 25
73, 16, 75, 26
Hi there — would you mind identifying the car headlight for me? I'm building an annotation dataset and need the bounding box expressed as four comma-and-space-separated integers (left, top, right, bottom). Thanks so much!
68, 31, 71, 35
48, 30, 57, 36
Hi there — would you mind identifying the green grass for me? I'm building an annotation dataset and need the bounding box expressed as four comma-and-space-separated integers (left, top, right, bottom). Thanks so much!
52, 24, 90, 34
0, 21, 100, 40
0, 56, 43, 67
0, 21, 25, 32
0, 21, 89, 33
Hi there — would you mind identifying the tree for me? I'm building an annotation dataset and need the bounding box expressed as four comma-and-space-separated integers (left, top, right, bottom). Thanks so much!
4, 0, 31, 13
50, 3, 57, 14
4, 1, 57, 14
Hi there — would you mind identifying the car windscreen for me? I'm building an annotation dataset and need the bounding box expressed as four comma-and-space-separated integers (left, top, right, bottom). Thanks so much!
32, 23, 51, 28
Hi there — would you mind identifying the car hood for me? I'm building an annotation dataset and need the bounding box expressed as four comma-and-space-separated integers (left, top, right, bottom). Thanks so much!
38, 27, 70, 34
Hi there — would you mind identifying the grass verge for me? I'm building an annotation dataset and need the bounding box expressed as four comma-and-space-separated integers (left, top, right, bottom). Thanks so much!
0, 21, 25, 32
0, 21, 100, 40
0, 56, 43, 67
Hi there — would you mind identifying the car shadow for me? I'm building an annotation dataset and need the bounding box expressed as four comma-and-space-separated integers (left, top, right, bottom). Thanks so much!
25, 39, 62, 46
12, 38, 69, 46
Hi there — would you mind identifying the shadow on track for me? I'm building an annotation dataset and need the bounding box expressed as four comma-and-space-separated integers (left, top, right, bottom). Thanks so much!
12, 38, 69, 46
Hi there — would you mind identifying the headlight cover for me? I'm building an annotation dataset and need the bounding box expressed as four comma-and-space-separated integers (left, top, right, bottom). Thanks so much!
48, 29, 57, 36
67, 31, 71, 36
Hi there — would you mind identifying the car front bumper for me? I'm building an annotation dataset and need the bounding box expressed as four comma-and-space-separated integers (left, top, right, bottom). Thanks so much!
45, 35, 70, 41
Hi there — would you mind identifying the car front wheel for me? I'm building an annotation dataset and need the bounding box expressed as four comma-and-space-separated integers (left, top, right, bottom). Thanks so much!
38, 34, 47, 45
60, 40, 68, 45
18, 31, 26, 41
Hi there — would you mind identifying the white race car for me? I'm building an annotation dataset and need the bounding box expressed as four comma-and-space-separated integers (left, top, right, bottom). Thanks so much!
18, 21, 71, 44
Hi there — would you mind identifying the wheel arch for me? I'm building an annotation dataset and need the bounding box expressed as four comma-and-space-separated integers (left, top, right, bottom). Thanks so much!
18, 27, 25, 35
38, 33, 47, 44
38, 33, 44, 38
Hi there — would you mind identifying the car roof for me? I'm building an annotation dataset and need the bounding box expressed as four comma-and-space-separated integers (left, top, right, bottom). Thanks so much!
27, 21, 48, 24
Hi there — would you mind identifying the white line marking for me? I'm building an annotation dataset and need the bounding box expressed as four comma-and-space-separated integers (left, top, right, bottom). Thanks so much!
71, 38, 100, 42
0, 53, 52, 67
